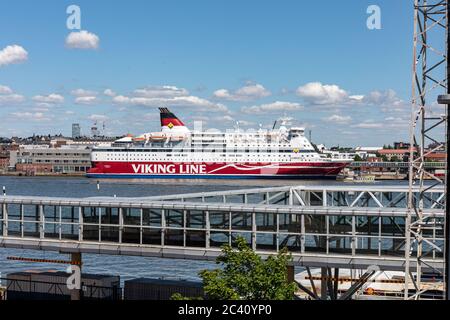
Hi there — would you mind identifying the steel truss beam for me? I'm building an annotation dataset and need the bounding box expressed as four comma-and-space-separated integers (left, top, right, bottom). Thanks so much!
406, 0, 448, 300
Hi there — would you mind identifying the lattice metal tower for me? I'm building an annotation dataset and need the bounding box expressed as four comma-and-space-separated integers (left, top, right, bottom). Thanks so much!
405, 0, 448, 300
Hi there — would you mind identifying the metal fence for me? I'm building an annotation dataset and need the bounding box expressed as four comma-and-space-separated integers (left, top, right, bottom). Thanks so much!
1, 277, 122, 300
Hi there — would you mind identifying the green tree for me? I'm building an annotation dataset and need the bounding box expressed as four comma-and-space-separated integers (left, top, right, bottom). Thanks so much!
171, 237, 297, 300
200, 237, 297, 300
391, 156, 400, 162
171, 293, 202, 300
353, 154, 363, 162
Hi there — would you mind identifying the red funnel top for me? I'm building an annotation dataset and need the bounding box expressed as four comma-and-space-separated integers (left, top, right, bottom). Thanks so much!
159, 107, 185, 127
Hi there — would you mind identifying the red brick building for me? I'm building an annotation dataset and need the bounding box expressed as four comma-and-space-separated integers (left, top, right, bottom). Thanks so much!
424, 152, 446, 162
0, 157, 9, 169
15, 163, 53, 174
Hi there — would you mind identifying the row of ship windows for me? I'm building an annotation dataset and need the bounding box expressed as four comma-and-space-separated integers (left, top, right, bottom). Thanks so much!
99, 149, 315, 153
188, 145, 314, 150
101, 153, 315, 157
95, 155, 319, 161
97, 160, 320, 163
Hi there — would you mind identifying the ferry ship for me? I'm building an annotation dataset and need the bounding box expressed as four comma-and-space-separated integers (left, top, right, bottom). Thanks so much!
86, 108, 351, 179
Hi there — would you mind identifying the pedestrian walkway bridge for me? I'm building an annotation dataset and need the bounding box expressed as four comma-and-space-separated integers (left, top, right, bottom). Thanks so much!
0, 185, 445, 272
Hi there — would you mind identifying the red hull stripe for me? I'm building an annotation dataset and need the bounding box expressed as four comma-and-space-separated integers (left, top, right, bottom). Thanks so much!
88, 161, 349, 177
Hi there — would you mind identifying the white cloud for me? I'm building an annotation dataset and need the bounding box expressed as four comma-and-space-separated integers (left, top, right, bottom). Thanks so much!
213, 84, 271, 101
237, 120, 256, 126
35, 102, 54, 108
0, 45, 28, 67
349, 95, 365, 102
32, 94, 64, 104
427, 101, 446, 116
351, 121, 384, 129
0, 93, 25, 104
103, 89, 116, 97
350, 115, 409, 130
75, 96, 97, 104
10, 112, 51, 121
0, 85, 13, 94
70, 89, 98, 104
112, 85, 228, 113
216, 115, 234, 122
241, 101, 303, 114
0, 85, 25, 105
88, 114, 109, 121
192, 115, 255, 128
113, 95, 228, 112
383, 116, 410, 128
212, 89, 230, 99
112, 95, 131, 104
363, 89, 407, 113
295, 83, 408, 113
296, 82, 350, 105
364, 89, 401, 105
323, 114, 352, 124
65, 30, 100, 50
134, 86, 189, 98
71, 88, 98, 97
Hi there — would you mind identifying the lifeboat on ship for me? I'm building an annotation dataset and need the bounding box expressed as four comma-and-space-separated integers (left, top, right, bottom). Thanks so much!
149, 132, 167, 141
168, 134, 188, 142
132, 137, 146, 142
131, 133, 149, 143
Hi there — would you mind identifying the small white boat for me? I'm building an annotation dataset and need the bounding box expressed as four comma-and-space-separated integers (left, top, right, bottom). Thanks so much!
354, 175, 376, 182
295, 268, 443, 300
342, 174, 376, 183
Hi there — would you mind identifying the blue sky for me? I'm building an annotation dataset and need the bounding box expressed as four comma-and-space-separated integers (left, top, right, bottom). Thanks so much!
0, 0, 436, 146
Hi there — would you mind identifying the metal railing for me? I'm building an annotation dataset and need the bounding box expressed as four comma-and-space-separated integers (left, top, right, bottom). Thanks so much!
0, 185, 445, 271
1, 277, 121, 300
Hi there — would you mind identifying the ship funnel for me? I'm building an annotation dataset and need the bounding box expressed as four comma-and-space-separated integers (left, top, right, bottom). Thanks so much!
159, 107, 190, 134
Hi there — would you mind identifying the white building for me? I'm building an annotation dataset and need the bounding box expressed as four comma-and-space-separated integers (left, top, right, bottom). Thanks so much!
322, 150, 356, 161
354, 147, 382, 160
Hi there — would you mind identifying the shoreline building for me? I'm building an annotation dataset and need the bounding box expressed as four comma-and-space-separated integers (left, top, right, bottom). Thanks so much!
13, 144, 92, 174
6, 135, 117, 175
377, 148, 417, 162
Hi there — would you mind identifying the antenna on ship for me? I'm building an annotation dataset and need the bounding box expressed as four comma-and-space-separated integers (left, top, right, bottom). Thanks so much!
272, 120, 277, 130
